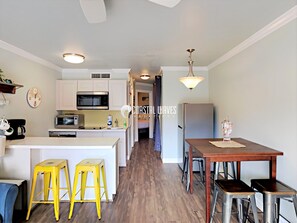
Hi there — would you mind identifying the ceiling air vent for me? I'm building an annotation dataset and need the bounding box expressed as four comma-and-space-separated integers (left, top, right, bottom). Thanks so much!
91, 73, 111, 79
101, 73, 110, 78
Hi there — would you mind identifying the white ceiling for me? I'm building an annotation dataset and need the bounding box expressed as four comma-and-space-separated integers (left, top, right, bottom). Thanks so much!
0, 0, 295, 77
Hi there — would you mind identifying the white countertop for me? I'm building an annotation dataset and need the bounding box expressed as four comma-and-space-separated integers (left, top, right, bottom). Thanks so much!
6, 137, 119, 150
48, 127, 128, 132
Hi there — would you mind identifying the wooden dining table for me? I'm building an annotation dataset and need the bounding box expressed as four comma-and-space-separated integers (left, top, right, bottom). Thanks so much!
185, 138, 283, 223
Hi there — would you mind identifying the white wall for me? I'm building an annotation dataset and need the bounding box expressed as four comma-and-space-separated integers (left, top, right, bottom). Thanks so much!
161, 67, 209, 163
0, 48, 61, 136
209, 20, 297, 221
135, 82, 153, 92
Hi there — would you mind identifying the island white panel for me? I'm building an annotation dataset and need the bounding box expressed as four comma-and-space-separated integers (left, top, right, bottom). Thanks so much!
4, 137, 119, 202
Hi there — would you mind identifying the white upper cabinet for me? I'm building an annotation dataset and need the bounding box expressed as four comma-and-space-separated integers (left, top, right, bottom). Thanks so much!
77, 80, 92, 91
109, 80, 127, 110
93, 80, 109, 91
56, 80, 77, 110
77, 80, 108, 91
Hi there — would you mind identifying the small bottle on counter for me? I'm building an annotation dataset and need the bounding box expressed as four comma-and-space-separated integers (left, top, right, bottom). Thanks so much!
114, 119, 118, 127
107, 114, 112, 128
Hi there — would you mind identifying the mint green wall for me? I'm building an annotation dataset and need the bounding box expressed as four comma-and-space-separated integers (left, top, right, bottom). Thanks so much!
209, 20, 297, 220
0, 48, 61, 136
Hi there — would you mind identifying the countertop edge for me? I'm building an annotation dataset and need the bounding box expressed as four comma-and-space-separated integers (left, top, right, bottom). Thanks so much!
6, 137, 120, 150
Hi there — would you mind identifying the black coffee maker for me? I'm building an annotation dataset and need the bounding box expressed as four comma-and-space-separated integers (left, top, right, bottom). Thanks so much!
7, 119, 26, 140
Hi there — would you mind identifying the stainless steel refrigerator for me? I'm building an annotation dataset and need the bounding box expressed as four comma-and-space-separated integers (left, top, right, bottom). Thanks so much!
178, 103, 214, 170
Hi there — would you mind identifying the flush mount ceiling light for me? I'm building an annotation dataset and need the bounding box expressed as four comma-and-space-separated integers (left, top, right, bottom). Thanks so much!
140, 74, 150, 80
179, 49, 204, 90
63, 53, 85, 64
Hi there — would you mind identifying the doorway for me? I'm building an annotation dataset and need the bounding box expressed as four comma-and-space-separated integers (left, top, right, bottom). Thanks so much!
135, 90, 153, 142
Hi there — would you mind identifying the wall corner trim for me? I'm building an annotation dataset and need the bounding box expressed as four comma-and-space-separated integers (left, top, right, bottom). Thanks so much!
208, 5, 297, 70
0, 39, 62, 72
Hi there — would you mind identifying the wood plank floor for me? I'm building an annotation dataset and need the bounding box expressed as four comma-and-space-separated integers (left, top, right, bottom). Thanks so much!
22, 139, 261, 223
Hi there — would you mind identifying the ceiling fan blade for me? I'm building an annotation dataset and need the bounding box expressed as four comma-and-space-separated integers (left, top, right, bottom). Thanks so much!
148, 0, 181, 8
79, 0, 106, 23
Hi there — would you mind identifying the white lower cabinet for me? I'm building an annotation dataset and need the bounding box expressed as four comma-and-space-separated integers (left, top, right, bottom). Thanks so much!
102, 131, 127, 167
76, 130, 127, 167
76, 131, 103, 138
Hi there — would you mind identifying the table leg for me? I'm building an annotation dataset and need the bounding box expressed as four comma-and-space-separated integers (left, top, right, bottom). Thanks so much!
189, 146, 193, 193
236, 161, 241, 179
270, 156, 277, 179
205, 157, 211, 223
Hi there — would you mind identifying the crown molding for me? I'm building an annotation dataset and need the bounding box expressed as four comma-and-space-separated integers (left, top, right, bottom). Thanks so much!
0, 40, 62, 72
161, 66, 208, 72
208, 5, 297, 70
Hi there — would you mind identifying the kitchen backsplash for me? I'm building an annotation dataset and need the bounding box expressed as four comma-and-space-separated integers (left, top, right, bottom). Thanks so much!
62, 110, 126, 128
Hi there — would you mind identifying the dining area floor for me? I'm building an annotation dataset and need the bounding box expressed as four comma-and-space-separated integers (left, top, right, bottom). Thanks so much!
22, 138, 262, 223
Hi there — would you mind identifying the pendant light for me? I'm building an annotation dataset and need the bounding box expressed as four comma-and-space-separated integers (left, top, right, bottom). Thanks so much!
179, 49, 204, 90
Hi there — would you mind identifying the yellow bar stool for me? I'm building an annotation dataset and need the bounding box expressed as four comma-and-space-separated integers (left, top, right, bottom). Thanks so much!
68, 159, 108, 220
26, 159, 71, 221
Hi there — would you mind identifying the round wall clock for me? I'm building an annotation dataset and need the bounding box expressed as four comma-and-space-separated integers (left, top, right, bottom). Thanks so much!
27, 87, 42, 108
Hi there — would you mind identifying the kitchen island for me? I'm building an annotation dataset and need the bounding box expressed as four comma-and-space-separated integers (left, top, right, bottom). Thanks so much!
1, 137, 119, 201
49, 127, 131, 167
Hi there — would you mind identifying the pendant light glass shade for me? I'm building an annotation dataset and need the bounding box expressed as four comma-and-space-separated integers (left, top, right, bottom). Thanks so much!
179, 49, 204, 90
63, 53, 85, 64
179, 76, 204, 89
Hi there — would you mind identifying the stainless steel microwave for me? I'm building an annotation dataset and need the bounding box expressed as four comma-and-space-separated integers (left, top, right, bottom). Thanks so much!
77, 91, 109, 110
55, 114, 85, 129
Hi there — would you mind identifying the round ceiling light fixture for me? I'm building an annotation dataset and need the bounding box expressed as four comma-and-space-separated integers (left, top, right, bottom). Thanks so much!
140, 73, 150, 80
63, 53, 85, 64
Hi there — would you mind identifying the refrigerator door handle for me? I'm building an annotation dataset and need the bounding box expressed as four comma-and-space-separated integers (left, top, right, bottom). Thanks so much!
178, 125, 182, 129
